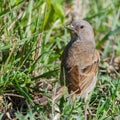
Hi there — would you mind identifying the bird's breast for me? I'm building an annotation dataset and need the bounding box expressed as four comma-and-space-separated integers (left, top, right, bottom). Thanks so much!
65, 41, 95, 69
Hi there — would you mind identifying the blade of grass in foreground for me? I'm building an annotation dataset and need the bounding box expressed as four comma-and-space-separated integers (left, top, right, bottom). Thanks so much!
0, 1, 24, 18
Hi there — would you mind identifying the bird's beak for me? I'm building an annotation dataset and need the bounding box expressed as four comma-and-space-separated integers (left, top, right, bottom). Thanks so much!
65, 24, 75, 31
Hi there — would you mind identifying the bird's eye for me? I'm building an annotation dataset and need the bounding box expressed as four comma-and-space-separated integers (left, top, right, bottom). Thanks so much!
80, 25, 84, 29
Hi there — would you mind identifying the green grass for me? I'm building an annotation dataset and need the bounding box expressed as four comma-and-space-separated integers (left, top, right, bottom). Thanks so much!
0, 0, 120, 119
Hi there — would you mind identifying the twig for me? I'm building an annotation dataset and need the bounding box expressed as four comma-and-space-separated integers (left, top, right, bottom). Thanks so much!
110, 47, 115, 65
3, 93, 24, 98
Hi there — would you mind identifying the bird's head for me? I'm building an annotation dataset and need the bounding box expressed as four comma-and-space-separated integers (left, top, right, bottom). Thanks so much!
65, 20, 95, 43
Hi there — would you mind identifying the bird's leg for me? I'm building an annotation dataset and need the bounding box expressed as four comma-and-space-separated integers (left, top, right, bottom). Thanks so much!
84, 94, 92, 120
71, 93, 77, 103
70, 89, 79, 103
84, 94, 88, 120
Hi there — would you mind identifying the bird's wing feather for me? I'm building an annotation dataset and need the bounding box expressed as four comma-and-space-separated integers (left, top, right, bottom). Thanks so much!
67, 50, 100, 95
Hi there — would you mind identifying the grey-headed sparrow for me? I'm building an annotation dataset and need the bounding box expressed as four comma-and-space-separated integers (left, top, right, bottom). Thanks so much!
60, 20, 100, 106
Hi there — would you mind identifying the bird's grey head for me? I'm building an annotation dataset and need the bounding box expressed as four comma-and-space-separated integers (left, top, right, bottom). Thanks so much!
66, 20, 95, 44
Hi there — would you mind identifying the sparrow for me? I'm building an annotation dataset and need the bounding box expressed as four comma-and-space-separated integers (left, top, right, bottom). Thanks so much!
60, 20, 100, 103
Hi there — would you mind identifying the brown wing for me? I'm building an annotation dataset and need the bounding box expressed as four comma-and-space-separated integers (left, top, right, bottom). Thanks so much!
67, 50, 100, 95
